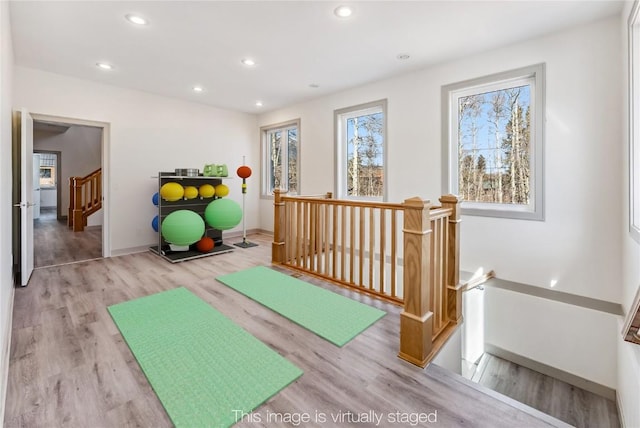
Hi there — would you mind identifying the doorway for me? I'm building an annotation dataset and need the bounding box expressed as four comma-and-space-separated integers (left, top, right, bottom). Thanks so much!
12, 112, 110, 280
33, 120, 103, 267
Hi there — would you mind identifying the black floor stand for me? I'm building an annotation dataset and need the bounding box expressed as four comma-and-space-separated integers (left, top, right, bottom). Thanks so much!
234, 237, 258, 248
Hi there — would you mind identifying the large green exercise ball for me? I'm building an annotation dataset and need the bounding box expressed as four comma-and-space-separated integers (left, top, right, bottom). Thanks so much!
204, 199, 242, 231
161, 210, 205, 245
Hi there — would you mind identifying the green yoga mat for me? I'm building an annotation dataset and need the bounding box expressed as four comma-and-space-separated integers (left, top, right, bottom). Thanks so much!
217, 266, 386, 347
108, 287, 302, 428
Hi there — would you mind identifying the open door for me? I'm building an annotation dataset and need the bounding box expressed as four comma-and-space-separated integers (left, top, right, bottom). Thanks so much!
19, 108, 34, 286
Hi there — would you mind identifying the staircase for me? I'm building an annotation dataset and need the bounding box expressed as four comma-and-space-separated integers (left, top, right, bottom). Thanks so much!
68, 168, 102, 232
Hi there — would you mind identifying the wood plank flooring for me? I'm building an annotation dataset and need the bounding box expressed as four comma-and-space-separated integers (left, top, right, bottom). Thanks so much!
34, 208, 102, 268
471, 353, 620, 428
5, 234, 573, 427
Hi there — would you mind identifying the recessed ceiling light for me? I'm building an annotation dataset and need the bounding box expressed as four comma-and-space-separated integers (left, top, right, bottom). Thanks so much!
96, 62, 113, 70
241, 58, 256, 67
125, 14, 148, 25
334, 6, 353, 18
255, 101, 263, 107
397, 54, 411, 60
192, 86, 204, 93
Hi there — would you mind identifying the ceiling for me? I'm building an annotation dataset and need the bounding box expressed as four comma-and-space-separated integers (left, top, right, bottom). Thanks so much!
10, 1, 624, 114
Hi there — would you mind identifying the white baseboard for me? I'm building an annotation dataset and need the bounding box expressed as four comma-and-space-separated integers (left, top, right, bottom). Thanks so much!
0, 284, 16, 425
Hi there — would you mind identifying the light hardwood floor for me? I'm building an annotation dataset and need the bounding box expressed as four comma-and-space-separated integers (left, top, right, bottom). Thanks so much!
470, 354, 620, 428
6, 234, 575, 427
34, 208, 102, 268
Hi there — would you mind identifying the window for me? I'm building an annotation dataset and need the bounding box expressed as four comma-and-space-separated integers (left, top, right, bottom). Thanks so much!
261, 119, 300, 197
39, 153, 57, 188
442, 64, 545, 220
629, 2, 640, 243
335, 99, 387, 200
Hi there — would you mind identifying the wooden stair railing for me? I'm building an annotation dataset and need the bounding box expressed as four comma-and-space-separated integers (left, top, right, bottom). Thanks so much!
272, 190, 462, 367
68, 168, 102, 232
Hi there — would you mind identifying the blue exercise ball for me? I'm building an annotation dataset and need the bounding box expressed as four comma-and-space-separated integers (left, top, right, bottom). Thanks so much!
152, 215, 159, 232
152, 192, 159, 206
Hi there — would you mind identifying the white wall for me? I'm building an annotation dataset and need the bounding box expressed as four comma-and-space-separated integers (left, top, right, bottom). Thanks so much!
34, 126, 103, 225
0, 0, 14, 421
14, 67, 259, 254
618, 2, 640, 426
258, 17, 623, 388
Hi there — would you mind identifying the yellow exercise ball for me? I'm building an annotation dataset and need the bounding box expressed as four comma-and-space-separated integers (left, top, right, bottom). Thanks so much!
214, 183, 230, 198
199, 184, 216, 198
183, 186, 198, 200
160, 182, 184, 202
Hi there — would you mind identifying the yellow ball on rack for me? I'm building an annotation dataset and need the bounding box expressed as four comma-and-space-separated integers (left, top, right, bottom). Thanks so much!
198, 184, 216, 198
214, 183, 229, 198
183, 186, 198, 200
160, 182, 184, 202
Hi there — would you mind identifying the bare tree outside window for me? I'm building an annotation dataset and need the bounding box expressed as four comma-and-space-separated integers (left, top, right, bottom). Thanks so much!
336, 100, 387, 200
443, 64, 544, 220
262, 120, 300, 196
458, 86, 531, 205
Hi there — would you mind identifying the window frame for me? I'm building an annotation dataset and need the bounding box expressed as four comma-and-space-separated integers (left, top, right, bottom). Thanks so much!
629, 1, 640, 243
442, 63, 545, 221
334, 99, 388, 201
260, 119, 301, 199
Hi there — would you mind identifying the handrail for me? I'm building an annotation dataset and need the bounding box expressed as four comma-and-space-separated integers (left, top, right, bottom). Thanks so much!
68, 168, 102, 232
273, 189, 463, 367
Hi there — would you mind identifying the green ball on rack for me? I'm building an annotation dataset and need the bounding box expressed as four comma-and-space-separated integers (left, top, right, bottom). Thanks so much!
204, 199, 242, 231
161, 210, 204, 246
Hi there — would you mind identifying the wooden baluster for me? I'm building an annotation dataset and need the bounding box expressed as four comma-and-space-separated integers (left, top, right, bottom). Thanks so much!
359, 206, 365, 287
309, 201, 316, 271
272, 189, 286, 264
296, 201, 302, 266
349, 206, 355, 284
379, 208, 386, 296
324, 203, 330, 275
391, 209, 397, 299
439, 194, 462, 324
331, 205, 339, 278
399, 197, 433, 367
340, 205, 346, 281
369, 207, 374, 290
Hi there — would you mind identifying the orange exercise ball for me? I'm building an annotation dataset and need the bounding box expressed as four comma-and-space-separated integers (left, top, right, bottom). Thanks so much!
237, 165, 252, 179
195, 236, 215, 252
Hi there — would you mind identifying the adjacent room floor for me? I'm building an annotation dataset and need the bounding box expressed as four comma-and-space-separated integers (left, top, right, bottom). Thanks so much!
33, 207, 102, 268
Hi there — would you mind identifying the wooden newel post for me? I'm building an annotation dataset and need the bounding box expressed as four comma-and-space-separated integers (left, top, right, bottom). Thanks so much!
439, 194, 462, 324
68, 177, 75, 227
272, 189, 287, 264
398, 197, 434, 367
